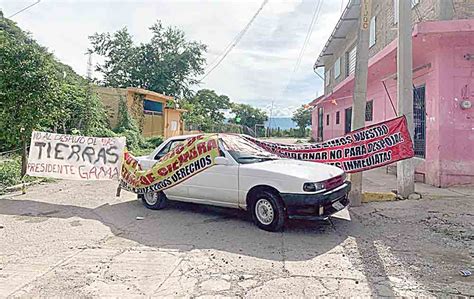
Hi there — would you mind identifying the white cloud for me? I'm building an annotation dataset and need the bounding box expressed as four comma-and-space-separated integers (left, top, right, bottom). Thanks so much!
1, 0, 345, 116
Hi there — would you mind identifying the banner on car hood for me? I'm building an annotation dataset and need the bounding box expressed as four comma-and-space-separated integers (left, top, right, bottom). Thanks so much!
26, 131, 125, 180
120, 134, 221, 194
243, 116, 414, 173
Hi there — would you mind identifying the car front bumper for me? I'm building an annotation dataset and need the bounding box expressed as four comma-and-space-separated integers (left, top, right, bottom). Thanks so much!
280, 181, 351, 220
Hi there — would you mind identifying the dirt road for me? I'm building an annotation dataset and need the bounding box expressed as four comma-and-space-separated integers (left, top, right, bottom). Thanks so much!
0, 180, 472, 297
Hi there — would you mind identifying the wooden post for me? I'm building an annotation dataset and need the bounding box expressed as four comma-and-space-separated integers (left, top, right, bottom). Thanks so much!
20, 129, 27, 177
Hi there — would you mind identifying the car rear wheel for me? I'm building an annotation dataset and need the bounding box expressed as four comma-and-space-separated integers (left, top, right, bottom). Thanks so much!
141, 192, 167, 210
250, 190, 285, 232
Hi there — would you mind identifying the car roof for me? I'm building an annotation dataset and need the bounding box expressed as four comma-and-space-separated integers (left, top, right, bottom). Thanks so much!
167, 133, 244, 141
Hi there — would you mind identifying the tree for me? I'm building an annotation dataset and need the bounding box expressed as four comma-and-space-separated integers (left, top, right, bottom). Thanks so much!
0, 14, 113, 174
0, 29, 62, 175
89, 21, 207, 99
292, 105, 312, 137
181, 89, 231, 132
230, 103, 268, 131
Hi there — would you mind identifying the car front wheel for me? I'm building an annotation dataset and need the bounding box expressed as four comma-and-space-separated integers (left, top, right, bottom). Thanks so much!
250, 190, 285, 232
141, 192, 167, 210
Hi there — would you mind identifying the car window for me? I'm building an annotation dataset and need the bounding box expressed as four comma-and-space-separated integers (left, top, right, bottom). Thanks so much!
154, 140, 184, 160
220, 135, 279, 164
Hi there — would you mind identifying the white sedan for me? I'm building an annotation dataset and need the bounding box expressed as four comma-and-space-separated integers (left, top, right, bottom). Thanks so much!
137, 134, 351, 232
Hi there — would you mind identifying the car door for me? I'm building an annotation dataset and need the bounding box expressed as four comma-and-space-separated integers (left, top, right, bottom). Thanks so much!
184, 151, 239, 208
151, 139, 189, 199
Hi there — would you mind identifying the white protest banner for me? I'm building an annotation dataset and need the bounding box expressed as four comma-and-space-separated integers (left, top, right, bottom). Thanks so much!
27, 131, 126, 180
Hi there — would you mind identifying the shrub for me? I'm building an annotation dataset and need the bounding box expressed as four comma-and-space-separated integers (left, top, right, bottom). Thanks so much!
0, 157, 37, 190
146, 136, 164, 148
0, 158, 22, 189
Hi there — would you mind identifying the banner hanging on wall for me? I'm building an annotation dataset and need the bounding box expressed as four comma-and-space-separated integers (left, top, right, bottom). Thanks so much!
244, 116, 414, 173
120, 134, 221, 194
27, 131, 126, 180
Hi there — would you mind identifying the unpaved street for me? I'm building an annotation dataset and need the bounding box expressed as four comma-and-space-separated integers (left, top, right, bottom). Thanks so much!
0, 180, 473, 297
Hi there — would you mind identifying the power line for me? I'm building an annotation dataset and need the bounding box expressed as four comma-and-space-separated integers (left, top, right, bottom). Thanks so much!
199, 0, 269, 82
8, 0, 41, 18
293, 0, 323, 73
276, 0, 324, 101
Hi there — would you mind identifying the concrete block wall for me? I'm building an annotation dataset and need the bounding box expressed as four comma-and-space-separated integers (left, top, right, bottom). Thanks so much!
93, 86, 127, 129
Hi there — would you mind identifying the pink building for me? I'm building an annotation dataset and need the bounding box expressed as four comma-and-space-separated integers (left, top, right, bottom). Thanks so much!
310, 0, 474, 187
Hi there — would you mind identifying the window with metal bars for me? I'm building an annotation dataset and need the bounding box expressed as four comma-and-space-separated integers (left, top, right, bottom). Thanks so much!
317, 107, 323, 141
413, 85, 426, 158
326, 114, 330, 126
336, 111, 340, 124
365, 100, 373, 121
345, 107, 352, 134
346, 45, 357, 77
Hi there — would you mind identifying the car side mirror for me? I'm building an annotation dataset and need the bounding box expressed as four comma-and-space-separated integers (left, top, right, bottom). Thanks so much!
214, 157, 230, 165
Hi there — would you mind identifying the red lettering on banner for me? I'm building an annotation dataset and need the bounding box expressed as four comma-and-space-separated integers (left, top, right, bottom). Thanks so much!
197, 142, 207, 155
206, 139, 218, 151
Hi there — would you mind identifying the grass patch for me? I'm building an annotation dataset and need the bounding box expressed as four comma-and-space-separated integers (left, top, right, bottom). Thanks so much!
0, 157, 38, 191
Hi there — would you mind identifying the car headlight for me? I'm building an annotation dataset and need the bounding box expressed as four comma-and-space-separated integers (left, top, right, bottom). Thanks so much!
303, 182, 325, 192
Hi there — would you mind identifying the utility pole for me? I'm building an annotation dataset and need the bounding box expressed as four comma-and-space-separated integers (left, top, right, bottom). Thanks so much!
349, 0, 371, 207
397, 0, 415, 197
269, 100, 274, 136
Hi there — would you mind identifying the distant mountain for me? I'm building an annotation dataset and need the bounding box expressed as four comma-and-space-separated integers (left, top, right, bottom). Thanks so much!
265, 117, 297, 130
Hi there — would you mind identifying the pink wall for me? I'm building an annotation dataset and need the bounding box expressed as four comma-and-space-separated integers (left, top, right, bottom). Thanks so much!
311, 26, 474, 187
435, 34, 474, 186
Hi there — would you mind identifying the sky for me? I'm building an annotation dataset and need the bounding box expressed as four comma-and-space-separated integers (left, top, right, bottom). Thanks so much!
0, 0, 347, 116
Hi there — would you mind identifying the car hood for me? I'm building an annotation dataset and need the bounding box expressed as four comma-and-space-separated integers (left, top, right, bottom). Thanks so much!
240, 159, 344, 182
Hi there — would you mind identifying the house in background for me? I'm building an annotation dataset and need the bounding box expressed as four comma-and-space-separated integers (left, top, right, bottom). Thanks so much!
309, 0, 474, 187
95, 86, 185, 138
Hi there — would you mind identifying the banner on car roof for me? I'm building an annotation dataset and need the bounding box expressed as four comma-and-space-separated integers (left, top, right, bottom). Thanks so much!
26, 131, 125, 180
243, 116, 414, 173
120, 134, 221, 194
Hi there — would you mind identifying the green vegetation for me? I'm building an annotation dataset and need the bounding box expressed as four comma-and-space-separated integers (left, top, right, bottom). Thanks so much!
89, 21, 207, 99
113, 97, 163, 155
0, 157, 40, 192
0, 158, 23, 189
0, 12, 115, 183
0, 12, 308, 190
267, 127, 312, 138
291, 105, 312, 138
229, 103, 268, 130
180, 89, 231, 132
0, 13, 113, 151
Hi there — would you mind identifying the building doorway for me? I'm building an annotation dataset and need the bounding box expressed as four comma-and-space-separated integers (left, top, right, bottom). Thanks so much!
345, 107, 352, 134
413, 85, 426, 158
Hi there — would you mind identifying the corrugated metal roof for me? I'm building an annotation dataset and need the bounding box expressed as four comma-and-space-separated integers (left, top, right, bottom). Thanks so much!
313, 0, 360, 70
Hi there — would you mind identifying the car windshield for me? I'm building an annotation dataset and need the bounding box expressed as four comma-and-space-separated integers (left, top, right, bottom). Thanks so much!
219, 134, 280, 164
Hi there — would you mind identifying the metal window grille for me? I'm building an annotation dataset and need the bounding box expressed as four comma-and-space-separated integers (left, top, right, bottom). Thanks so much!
317, 107, 324, 141
348, 46, 357, 76
345, 107, 352, 134
336, 111, 340, 124
334, 57, 341, 79
365, 100, 373, 121
369, 16, 376, 47
413, 85, 426, 158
